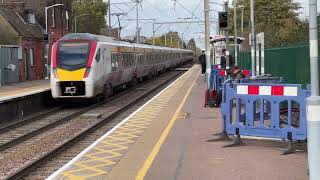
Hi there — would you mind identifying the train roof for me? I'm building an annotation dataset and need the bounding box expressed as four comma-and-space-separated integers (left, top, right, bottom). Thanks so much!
59, 33, 192, 53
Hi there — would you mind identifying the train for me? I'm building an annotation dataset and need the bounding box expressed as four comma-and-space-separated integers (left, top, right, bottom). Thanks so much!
50, 33, 193, 99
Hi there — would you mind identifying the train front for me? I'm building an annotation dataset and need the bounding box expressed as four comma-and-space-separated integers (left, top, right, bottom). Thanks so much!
50, 39, 97, 98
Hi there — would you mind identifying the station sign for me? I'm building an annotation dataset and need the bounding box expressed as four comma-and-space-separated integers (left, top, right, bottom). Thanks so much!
218, 12, 228, 29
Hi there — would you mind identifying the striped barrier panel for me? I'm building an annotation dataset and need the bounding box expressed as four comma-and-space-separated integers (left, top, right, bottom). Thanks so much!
220, 83, 310, 141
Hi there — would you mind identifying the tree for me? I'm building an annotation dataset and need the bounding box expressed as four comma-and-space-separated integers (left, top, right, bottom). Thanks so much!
226, 0, 308, 49
145, 31, 186, 48
187, 38, 196, 53
73, 0, 108, 34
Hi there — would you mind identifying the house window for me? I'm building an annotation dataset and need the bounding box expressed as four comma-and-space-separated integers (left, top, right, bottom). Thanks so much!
28, 12, 36, 24
29, 49, 34, 66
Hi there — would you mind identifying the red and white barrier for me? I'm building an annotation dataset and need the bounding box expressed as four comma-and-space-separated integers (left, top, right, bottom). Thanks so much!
237, 85, 298, 96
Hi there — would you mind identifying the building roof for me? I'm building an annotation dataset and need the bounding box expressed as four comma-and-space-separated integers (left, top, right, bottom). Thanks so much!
0, 6, 43, 39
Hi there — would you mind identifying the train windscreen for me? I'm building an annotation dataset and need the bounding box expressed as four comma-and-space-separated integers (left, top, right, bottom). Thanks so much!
58, 42, 90, 70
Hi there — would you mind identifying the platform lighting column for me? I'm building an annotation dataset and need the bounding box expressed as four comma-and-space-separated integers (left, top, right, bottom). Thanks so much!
240, 5, 244, 38
204, 0, 211, 88
307, 0, 320, 179
152, 23, 155, 45
136, 0, 140, 42
224, 0, 230, 68
233, 0, 238, 65
74, 14, 90, 33
165, 34, 167, 46
250, 0, 255, 75
108, 0, 112, 36
44, 3, 63, 80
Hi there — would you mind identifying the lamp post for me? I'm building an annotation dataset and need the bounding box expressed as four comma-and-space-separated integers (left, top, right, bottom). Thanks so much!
74, 14, 90, 33
204, 0, 211, 89
250, 0, 255, 76
45, 4, 63, 35
239, 5, 244, 38
234, 0, 238, 65
44, 3, 63, 80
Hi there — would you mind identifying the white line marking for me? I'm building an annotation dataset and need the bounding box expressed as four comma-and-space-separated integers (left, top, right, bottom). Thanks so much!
47, 66, 196, 180
0, 88, 50, 103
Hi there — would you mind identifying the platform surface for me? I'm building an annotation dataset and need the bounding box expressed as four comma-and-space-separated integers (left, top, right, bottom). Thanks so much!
48, 65, 307, 180
0, 80, 50, 102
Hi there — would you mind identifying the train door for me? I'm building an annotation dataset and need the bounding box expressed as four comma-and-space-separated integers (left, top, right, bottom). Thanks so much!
105, 46, 112, 74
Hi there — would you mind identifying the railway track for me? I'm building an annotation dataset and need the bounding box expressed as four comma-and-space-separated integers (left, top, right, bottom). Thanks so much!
0, 68, 188, 179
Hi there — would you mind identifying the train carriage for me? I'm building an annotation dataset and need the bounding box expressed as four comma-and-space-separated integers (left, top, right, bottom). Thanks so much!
51, 33, 193, 99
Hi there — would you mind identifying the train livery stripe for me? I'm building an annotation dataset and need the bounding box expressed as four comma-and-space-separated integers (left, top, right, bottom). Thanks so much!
51, 42, 58, 68
57, 68, 86, 81
87, 41, 98, 67
237, 85, 298, 96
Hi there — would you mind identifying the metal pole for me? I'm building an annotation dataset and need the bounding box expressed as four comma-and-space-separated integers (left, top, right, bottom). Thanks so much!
74, 17, 77, 33
181, 34, 184, 48
171, 36, 173, 47
241, 7, 244, 38
234, 0, 238, 65
250, 0, 255, 75
225, 1, 230, 68
153, 23, 155, 45
204, 0, 211, 89
45, 7, 48, 34
108, 0, 112, 36
45, 7, 49, 80
307, 0, 320, 179
136, 0, 139, 42
165, 34, 167, 46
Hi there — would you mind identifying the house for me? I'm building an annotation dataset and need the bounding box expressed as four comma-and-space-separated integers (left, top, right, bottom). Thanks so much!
0, 3, 44, 81
0, 0, 72, 82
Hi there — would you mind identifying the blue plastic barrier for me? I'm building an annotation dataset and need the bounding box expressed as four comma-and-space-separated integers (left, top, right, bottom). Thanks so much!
220, 82, 311, 141
240, 75, 283, 84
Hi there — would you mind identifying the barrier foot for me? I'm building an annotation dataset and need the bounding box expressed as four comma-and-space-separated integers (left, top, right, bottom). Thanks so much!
206, 131, 231, 142
223, 135, 245, 148
282, 140, 296, 155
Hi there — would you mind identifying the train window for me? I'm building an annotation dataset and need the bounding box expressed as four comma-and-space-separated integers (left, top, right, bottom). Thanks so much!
111, 53, 119, 71
95, 48, 101, 62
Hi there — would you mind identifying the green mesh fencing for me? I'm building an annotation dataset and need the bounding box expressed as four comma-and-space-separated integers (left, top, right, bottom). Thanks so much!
237, 43, 318, 85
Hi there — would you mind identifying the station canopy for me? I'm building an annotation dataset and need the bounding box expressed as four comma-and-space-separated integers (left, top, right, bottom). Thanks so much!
210, 35, 245, 44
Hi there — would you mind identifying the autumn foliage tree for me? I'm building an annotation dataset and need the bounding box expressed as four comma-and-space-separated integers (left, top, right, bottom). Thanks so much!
225, 0, 308, 49
145, 31, 187, 48
73, 0, 108, 35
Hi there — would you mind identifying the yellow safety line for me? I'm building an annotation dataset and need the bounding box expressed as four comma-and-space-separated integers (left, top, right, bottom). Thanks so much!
135, 70, 200, 180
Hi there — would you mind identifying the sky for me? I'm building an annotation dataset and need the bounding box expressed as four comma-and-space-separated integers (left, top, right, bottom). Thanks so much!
107, 0, 319, 49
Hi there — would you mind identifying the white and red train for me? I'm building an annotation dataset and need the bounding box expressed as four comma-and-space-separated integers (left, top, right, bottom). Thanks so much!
50, 33, 193, 98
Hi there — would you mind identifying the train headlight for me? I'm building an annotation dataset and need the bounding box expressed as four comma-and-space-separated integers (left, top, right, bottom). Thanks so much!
83, 67, 91, 78
52, 68, 58, 78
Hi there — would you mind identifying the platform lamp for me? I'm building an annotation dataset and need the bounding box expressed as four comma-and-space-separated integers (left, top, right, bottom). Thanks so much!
44, 3, 63, 80
74, 14, 90, 33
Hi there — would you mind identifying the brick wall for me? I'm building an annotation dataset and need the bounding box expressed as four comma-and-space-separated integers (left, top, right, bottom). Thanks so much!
20, 38, 44, 81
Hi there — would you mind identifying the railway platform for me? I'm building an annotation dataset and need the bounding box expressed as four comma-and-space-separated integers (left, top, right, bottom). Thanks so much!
48, 65, 307, 180
0, 79, 50, 103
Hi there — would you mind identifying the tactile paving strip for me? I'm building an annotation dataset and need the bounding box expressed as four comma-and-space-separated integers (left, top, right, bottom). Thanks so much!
55, 65, 200, 179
